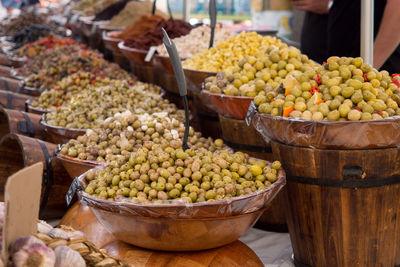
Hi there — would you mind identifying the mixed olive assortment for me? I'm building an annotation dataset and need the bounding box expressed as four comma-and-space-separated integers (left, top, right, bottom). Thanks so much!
83, 144, 282, 203
182, 32, 282, 72
45, 82, 182, 129
255, 56, 400, 121
60, 111, 216, 162
203, 44, 316, 97
31, 72, 139, 110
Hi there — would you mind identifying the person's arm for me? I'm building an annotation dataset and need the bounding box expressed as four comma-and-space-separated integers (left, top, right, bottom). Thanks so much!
292, 0, 330, 14
373, 0, 400, 69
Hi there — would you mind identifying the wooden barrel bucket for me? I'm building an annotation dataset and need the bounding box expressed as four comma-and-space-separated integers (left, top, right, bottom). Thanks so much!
218, 115, 287, 232
0, 133, 72, 219
61, 202, 264, 266
0, 90, 34, 111
0, 65, 12, 78
0, 77, 24, 93
271, 140, 400, 266
0, 108, 49, 141
0, 54, 12, 66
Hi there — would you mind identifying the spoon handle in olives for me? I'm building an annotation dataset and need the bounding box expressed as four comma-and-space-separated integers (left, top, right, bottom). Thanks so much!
161, 28, 190, 150
209, 0, 217, 48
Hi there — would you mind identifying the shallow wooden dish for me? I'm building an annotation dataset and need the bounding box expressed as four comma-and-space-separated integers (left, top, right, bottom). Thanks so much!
183, 68, 216, 94
40, 115, 86, 144
200, 90, 253, 120
56, 153, 105, 179
252, 113, 400, 149
76, 167, 285, 251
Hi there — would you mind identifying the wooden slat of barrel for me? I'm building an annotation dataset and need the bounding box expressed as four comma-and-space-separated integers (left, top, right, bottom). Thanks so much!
219, 115, 287, 232
61, 202, 264, 267
0, 108, 49, 141
0, 77, 23, 94
0, 65, 12, 78
218, 114, 273, 161
272, 141, 400, 266
0, 134, 72, 219
0, 54, 12, 66
0, 90, 34, 111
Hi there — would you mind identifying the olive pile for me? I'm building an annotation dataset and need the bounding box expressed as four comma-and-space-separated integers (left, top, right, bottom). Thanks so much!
83, 143, 282, 203
24, 49, 132, 91
203, 44, 317, 97
182, 32, 282, 73
45, 82, 183, 129
60, 111, 217, 162
31, 72, 141, 110
256, 56, 400, 121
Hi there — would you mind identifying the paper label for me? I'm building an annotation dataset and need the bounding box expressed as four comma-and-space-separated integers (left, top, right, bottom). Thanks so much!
145, 46, 157, 62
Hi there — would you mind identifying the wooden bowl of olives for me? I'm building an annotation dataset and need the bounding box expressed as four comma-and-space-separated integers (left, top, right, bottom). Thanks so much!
75, 158, 286, 251
40, 114, 86, 144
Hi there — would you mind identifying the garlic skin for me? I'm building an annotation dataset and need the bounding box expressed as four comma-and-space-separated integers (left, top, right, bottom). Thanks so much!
37, 220, 53, 234
47, 226, 85, 240
12, 236, 46, 255
13, 242, 55, 267
54, 246, 85, 267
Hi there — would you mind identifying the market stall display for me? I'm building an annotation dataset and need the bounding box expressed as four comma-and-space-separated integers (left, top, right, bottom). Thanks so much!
1, 2, 399, 266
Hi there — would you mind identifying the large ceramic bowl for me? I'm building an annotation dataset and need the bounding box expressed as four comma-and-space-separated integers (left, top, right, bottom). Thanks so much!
40, 115, 86, 144
76, 167, 286, 251
56, 152, 105, 179
102, 31, 128, 68
200, 90, 253, 120
252, 112, 400, 149
118, 42, 156, 83
183, 68, 216, 94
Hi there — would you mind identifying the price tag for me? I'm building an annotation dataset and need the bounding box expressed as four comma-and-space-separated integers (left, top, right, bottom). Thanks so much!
65, 177, 83, 206
145, 46, 157, 62
63, 6, 71, 17
91, 23, 97, 34
70, 13, 79, 24
245, 101, 258, 126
